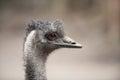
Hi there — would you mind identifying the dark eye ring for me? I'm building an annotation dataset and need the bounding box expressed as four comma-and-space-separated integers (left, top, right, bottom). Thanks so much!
45, 33, 57, 41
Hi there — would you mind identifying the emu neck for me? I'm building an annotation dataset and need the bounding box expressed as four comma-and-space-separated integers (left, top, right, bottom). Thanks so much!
24, 30, 48, 80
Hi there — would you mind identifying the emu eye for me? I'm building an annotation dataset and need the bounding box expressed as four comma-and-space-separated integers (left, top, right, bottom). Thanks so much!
45, 33, 57, 41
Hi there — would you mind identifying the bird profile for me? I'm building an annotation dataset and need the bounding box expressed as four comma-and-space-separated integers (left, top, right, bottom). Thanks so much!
23, 20, 82, 80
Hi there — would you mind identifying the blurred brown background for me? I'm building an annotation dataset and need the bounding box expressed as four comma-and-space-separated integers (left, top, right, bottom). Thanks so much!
0, 0, 120, 80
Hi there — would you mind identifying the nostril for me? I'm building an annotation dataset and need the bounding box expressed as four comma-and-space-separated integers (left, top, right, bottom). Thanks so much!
71, 42, 76, 44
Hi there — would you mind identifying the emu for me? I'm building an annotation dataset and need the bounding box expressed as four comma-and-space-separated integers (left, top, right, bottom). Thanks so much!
23, 20, 82, 80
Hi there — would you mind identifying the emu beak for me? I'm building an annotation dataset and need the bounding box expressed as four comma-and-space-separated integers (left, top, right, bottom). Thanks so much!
54, 36, 82, 48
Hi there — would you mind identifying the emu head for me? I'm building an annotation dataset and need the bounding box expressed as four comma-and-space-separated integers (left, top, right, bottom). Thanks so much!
26, 20, 82, 53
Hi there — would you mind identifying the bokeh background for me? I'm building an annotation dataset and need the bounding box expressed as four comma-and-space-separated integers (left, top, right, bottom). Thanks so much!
0, 0, 120, 80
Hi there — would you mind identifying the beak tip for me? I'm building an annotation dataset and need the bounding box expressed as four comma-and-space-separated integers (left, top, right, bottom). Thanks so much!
76, 43, 82, 48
